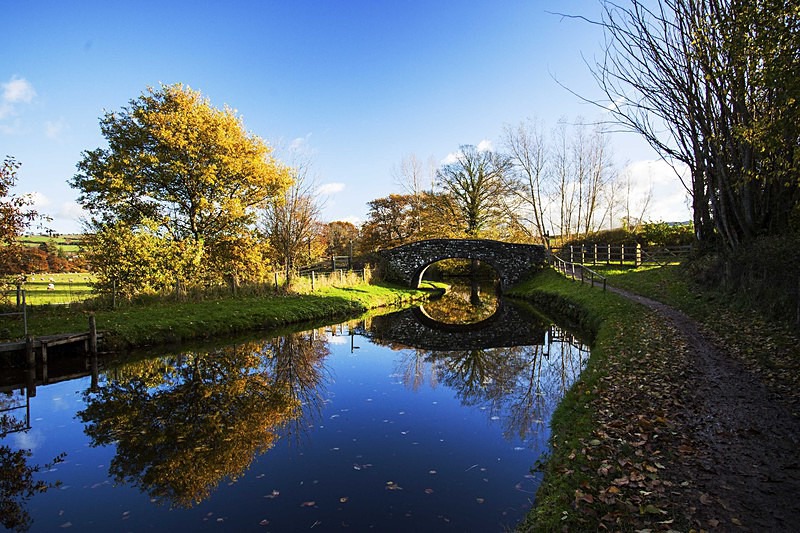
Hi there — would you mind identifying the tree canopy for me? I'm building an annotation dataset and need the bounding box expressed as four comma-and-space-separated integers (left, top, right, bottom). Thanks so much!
72, 84, 291, 288
435, 145, 514, 237
588, 0, 800, 249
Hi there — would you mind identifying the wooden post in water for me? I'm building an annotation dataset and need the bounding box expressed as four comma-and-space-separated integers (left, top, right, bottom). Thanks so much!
40, 342, 48, 384
25, 336, 36, 397
88, 315, 98, 358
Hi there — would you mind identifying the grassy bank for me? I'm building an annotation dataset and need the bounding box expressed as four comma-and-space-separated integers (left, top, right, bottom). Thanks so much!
8, 282, 434, 350
597, 264, 800, 416
510, 264, 800, 531
509, 269, 700, 531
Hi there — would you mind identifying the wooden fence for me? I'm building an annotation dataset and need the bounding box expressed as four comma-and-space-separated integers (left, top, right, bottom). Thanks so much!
550, 254, 607, 291
552, 244, 691, 267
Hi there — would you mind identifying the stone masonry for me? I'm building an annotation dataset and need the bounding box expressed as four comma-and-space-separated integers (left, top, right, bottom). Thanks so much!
379, 238, 547, 291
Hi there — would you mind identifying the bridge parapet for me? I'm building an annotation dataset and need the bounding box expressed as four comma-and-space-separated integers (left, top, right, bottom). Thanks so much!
379, 239, 546, 291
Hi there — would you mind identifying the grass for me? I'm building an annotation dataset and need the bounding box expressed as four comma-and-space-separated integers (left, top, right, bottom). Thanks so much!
5, 281, 434, 349
508, 269, 680, 531
10, 272, 96, 305
18, 234, 84, 253
509, 264, 800, 531
596, 263, 800, 415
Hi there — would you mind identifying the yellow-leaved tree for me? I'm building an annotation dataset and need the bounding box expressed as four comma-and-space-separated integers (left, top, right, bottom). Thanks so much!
72, 83, 292, 296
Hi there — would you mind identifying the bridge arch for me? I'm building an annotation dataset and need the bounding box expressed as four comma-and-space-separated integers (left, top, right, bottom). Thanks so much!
379, 239, 546, 291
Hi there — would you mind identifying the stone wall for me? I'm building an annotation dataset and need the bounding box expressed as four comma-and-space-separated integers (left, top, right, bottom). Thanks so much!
379, 239, 546, 291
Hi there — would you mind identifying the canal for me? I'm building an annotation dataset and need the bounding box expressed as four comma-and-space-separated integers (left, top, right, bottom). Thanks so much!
0, 294, 589, 531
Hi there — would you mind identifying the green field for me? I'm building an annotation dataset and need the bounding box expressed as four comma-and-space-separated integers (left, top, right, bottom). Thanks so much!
10, 272, 96, 305
18, 234, 84, 253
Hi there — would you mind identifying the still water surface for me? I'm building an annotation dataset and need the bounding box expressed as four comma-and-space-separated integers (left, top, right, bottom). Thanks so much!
1, 300, 588, 531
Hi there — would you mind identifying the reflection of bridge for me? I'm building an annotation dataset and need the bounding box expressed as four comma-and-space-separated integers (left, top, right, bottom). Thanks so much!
379, 239, 546, 291
367, 300, 548, 351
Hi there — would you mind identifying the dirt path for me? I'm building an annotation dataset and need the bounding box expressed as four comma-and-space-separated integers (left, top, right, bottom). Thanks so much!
608, 285, 800, 531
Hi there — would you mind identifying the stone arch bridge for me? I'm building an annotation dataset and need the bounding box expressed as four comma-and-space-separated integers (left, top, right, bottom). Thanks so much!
366, 301, 548, 351
379, 239, 546, 291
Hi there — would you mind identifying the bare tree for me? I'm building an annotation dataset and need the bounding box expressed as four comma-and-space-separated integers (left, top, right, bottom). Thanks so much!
578, 0, 800, 249
262, 160, 321, 282
503, 119, 552, 247
435, 145, 514, 237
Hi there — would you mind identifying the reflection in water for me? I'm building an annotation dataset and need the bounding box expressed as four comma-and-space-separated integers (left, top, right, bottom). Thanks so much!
78, 338, 317, 508
394, 325, 589, 444
0, 390, 63, 531
422, 278, 499, 325
59, 302, 588, 525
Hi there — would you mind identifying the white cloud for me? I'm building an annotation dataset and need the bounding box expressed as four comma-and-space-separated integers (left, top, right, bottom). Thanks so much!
622, 159, 692, 223
0, 76, 36, 121
335, 215, 362, 227
476, 139, 493, 152
289, 133, 313, 153
441, 152, 458, 165
28, 191, 51, 208
45, 118, 68, 140
3, 76, 36, 103
316, 182, 345, 196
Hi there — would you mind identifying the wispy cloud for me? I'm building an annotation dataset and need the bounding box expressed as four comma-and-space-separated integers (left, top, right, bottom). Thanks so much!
45, 118, 68, 140
316, 182, 345, 196
0, 75, 36, 121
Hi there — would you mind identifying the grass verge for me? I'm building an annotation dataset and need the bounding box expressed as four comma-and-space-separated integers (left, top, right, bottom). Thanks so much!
597, 264, 800, 416
6, 282, 434, 350
509, 268, 700, 531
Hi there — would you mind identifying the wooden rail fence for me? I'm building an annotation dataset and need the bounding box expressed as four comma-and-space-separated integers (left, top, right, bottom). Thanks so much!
552, 244, 691, 267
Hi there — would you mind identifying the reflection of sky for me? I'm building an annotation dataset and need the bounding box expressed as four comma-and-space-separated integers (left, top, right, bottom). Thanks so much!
4, 321, 587, 531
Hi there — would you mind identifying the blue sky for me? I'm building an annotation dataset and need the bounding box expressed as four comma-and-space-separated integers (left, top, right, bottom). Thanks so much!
2, 0, 690, 234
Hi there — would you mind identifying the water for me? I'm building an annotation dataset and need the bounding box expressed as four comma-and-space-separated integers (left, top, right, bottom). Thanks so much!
0, 300, 589, 532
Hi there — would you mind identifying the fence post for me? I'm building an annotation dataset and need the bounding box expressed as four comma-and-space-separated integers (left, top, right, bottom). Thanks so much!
620, 244, 625, 265
25, 335, 36, 398
88, 314, 98, 358
593, 244, 598, 266
22, 289, 27, 336
311, 271, 316, 291
581, 245, 585, 265
607, 244, 611, 265
570, 245, 574, 263
635, 243, 642, 267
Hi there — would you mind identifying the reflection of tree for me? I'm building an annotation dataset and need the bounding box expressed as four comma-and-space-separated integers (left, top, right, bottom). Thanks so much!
261, 330, 331, 437
394, 326, 589, 444
78, 342, 301, 508
422, 284, 498, 324
1, 404, 64, 532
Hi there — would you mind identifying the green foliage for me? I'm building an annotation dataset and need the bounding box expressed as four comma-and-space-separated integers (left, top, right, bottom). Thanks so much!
560, 222, 694, 248
84, 220, 204, 300
71, 83, 292, 284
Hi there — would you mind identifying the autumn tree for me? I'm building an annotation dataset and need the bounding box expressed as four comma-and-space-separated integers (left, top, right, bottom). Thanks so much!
71, 84, 292, 285
322, 220, 359, 257
360, 192, 455, 252
435, 145, 514, 237
79, 343, 299, 508
0, 157, 40, 276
